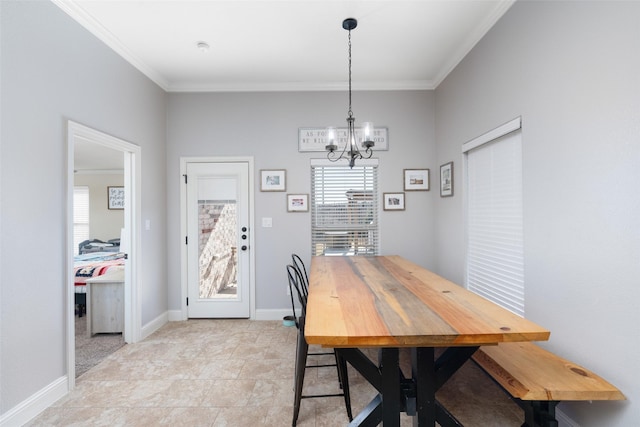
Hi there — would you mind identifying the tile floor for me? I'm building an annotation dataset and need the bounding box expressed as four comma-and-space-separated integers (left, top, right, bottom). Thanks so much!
28, 319, 522, 426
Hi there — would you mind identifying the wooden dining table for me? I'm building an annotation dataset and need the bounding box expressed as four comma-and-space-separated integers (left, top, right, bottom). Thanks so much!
305, 255, 550, 426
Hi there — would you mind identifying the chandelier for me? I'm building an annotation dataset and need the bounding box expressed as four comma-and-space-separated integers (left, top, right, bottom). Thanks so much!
325, 18, 374, 169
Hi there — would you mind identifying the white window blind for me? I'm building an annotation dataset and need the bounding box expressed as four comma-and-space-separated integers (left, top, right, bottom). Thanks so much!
311, 160, 379, 256
464, 121, 524, 316
73, 186, 90, 255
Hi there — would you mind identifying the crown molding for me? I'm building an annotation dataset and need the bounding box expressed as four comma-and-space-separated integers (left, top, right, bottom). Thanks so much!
432, 0, 516, 88
51, 0, 170, 91
167, 80, 435, 93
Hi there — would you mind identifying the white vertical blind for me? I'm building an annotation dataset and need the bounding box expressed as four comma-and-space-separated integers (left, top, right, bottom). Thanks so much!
311, 160, 379, 256
465, 128, 524, 316
73, 186, 90, 255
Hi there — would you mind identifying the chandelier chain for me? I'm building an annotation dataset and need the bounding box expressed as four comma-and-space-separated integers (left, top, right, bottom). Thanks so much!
348, 29, 353, 118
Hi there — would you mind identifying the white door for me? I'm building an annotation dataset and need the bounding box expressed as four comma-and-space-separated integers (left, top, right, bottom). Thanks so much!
186, 161, 251, 318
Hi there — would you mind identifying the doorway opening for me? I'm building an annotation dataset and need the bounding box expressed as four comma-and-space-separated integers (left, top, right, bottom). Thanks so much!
66, 120, 141, 388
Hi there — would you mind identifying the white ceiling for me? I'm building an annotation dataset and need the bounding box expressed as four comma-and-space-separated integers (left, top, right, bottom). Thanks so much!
66, 0, 513, 170
53, 0, 514, 93
74, 140, 124, 173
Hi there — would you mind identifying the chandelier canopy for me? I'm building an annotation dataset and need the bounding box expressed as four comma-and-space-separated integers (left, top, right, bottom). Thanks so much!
325, 18, 374, 169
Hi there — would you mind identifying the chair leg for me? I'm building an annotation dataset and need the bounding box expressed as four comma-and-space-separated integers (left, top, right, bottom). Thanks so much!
335, 350, 353, 421
292, 329, 308, 426
333, 351, 344, 389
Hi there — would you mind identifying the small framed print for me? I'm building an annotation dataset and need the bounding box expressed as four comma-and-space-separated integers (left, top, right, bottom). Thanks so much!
107, 186, 124, 210
260, 169, 286, 192
440, 162, 454, 197
287, 194, 309, 212
383, 192, 405, 211
404, 169, 430, 191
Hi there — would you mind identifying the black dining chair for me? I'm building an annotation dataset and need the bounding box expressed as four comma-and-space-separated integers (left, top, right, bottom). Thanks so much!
291, 253, 309, 296
286, 263, 352, 426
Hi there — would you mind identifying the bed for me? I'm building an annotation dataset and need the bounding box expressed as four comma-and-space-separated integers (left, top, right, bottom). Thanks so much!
74, 251, 125, 316
78, 238, 120, 254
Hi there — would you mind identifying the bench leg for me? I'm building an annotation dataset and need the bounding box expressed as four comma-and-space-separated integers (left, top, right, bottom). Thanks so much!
522, 400, 559, 427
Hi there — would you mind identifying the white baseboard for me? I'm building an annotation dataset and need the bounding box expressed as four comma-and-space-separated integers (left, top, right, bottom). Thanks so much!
254, 308, 300, 321
254, 308, 286, 321
140, 311, 168, 341
165, 308, 298, 323
0, 376, 67, 427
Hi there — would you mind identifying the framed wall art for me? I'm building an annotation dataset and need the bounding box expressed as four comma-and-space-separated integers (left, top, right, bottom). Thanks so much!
383, 192, 405, 211
287, 194, 309, 212
440, 162, 454, 197
107, 186, 124, 210
404, 169, 430, 191
298, 127, 389, 152
260, 169, 286, 192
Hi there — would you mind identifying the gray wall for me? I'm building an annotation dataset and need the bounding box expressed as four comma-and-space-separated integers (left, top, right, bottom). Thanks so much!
1, 1, 168, 414
167, 91, 435, 312
74, 174, 125, 244
434, 1, 639, 425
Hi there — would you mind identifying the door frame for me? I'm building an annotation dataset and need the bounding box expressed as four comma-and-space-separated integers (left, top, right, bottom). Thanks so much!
66, 120, 142, 389
179, 157, 256, 320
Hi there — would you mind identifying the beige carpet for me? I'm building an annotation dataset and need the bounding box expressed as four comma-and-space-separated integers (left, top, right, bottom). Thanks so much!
75, 314, 125, 377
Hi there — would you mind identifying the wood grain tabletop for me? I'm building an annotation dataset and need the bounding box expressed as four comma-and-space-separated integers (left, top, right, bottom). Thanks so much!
305, 256, 550, 348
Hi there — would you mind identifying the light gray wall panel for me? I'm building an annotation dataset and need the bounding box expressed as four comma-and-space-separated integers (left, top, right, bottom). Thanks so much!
435, 1, 639, 425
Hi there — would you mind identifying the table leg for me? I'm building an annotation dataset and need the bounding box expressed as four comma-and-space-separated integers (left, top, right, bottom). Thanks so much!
412, 347, 436, 426
340, 346, 477, 427
349, 395, 383, 427
412, 346, 479, 427
434, 346, 478, 390
339, 348, 401, 427
380, 348, 401, 427
338, 348, 382, 392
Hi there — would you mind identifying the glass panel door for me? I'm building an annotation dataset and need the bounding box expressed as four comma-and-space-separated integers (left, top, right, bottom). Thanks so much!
187, 162, 250, 318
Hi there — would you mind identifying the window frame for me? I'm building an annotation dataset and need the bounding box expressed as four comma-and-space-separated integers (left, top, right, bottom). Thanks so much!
310, 159, 380, 257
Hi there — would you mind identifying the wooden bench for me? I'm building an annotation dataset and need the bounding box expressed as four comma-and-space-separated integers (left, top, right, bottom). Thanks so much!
472, 342, 625, 427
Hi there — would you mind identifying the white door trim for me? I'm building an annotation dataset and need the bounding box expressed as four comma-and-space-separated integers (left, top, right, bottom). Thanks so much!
179, 157, 256, 320
66, 120, 142, 390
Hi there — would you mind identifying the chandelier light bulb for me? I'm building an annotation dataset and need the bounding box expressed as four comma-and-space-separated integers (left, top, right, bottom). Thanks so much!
325, 127, 338, 152
361, 122, 375, 148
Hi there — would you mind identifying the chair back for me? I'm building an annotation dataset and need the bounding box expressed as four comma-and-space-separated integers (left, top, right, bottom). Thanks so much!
291, 254, 309, 297
287, 264, 308, 326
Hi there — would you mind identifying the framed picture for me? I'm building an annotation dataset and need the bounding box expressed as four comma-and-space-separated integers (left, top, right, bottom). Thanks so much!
107, 186, 124, 210
383, 192, 405, 211
287, 194, 309, 212
404, 169, 430, 191
440, 162, 454, 197
260, 169, 286, 192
